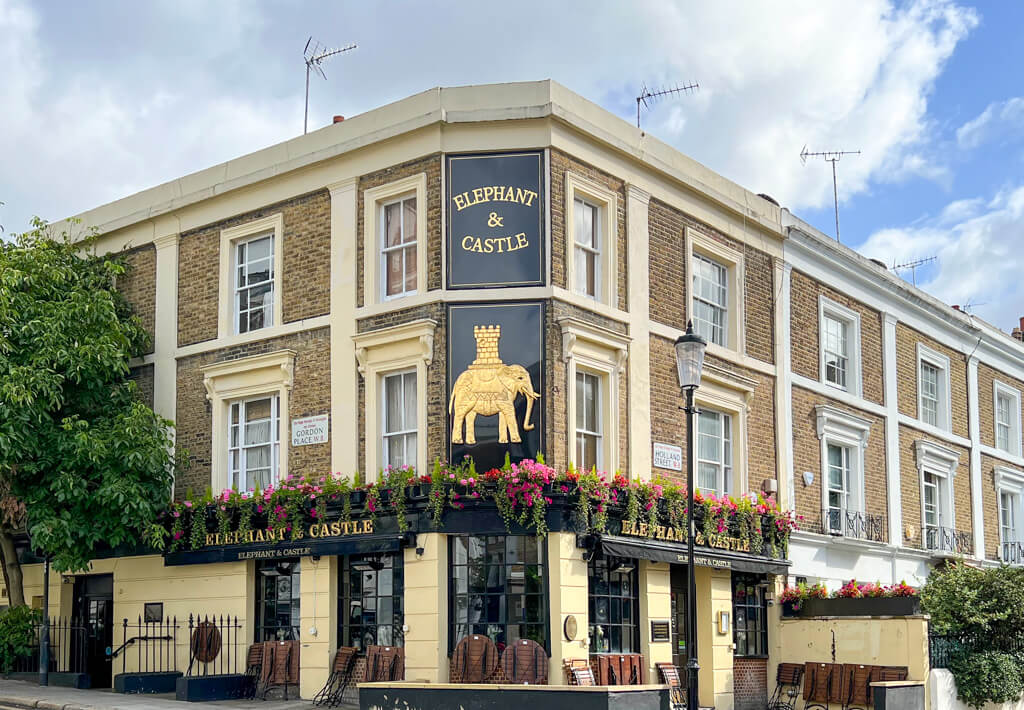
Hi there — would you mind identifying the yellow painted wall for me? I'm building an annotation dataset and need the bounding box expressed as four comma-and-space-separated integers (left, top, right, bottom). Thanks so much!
546, 532, 589, 682
695, 567, 735, 710
403, 533, 446, 683
298, 555, 337, 698
639, 560, 672, 682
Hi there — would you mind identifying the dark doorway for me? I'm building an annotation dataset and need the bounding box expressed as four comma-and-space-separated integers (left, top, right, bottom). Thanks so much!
670, 565, 689, 671
73, 574, 113, 688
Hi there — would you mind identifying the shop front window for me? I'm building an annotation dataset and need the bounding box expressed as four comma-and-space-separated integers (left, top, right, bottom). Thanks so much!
449, 535, 547, 654
340, 552, 404, 650
588, 556, 639, 654
255, 559, 300, 641
732, 574, 768, 657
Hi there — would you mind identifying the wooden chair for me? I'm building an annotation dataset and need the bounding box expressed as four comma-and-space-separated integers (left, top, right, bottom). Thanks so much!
656, 662, 684, 710
364, 645, 405, 682
311, 646, 358, 707
767, 662, 804, 710
242, 643, 263, 700
500, 639, 548, 684
839, 663, 874, 710
451, 634, 499, 683
564, 658, 595, 686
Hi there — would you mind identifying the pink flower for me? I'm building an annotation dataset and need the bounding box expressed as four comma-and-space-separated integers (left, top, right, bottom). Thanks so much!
184, 501, 193, 508
311, 509, 318, 518
172, 511, 180, 518
256, 505, 263, 513
173, 531, 182, 540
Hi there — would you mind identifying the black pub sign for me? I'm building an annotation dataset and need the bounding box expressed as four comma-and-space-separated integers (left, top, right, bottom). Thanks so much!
446, 151, 545, 289
448, 302, 544, 471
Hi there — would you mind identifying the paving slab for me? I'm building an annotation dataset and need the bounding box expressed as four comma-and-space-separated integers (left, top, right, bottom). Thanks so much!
0, 679, 317, 710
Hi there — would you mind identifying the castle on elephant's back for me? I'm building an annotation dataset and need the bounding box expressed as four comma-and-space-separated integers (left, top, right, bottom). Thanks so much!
9, 79, 1024, 709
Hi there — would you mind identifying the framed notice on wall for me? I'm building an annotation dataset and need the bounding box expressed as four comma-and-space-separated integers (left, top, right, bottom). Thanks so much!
446, 151, 545, 289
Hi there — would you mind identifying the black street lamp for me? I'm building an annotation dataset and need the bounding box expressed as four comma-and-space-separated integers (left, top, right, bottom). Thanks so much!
674, 320, 706, 710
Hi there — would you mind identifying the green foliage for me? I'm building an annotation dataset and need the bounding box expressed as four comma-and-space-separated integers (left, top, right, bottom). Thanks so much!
0, 218, 177, 573
0, 605, 41, 672
948, 650, 1024, 709
922, 562, 1024, 641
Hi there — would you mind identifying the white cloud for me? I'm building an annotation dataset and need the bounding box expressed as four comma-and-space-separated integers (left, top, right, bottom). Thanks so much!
956, 97, 1024, 149
0, 0, 978, 234
859, 184, 1024, 331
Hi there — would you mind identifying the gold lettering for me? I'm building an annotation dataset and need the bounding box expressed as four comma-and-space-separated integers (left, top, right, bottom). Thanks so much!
330, 521, 341, 536
454, 194, 468, 211
483, 238, 495, 254
482, 186, 495, 203
639, 523, 648, 536
461, 235, 474, 251
515, 233, 528, 250
364, 519, 374, 534
472, 188, 484, 204
205, 534, 214, 546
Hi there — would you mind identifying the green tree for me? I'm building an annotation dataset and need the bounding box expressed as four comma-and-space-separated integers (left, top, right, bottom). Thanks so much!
0, 218, 176, 602
922, 561, 1024, 641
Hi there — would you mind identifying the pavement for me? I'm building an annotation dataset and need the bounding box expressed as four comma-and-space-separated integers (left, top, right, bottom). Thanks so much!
0, 679, 320, 710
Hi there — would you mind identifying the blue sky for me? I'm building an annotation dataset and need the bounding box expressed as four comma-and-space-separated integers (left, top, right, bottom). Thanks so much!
2, 0, 1021, 331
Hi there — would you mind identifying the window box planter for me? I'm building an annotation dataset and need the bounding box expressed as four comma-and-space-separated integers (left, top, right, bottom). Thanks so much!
794, 596, 921, 618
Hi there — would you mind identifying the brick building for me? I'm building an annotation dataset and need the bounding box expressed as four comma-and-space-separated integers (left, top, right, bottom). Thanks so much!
4, 80, 1015, 705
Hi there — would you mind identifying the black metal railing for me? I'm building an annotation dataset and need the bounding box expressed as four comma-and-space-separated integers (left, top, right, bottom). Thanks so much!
929, 631, 1024, 669
1001, 540, 1024, 565
110, 616, 179, 675
924, 526, 973, 555
12, 617, 88, 674
819, 509, 886, 542
186, 614, 243, 677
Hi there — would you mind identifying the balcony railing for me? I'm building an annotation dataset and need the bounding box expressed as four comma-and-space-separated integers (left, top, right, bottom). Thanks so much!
1001, 540, 1024, 565
924, 526, 973, 555
819, 509, 886, 543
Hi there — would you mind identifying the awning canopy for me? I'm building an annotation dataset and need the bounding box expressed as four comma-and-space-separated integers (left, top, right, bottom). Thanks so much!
164, 534, 407, 566
596, 534, 790, 575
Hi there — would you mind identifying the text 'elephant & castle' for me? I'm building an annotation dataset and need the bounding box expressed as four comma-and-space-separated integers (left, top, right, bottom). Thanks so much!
449, 325, 540, 446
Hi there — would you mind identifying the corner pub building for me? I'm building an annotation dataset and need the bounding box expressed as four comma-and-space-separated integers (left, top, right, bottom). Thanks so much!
14, 80, 1024, 707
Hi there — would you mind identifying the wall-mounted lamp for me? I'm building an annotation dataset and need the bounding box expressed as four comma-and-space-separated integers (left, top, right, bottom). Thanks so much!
415, 547, 425, 558
802, 471, 814, 487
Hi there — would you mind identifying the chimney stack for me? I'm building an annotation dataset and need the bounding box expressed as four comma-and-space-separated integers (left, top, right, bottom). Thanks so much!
1014, 317, 1024, 342
333, 115, 345, 124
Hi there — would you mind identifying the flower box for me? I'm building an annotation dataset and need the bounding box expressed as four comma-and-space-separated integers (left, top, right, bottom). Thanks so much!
795, 596, 921, 618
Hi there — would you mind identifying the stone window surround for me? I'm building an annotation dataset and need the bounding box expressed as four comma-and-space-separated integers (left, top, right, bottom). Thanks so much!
818, 295, 863, 398
560, 317, 629, 475
564, 171, 618, 307
814, 404, 871, 518
914, 438, 960, 535
695, 363, 756, 495
218, 213, 285, 339
685, 227, 745, 357
995, 466, 1024, 551
993, 379, 1022, 457
201, 349, 295, 492
362, 173, 428, 307
354, 318, 435, 481
917, 343, 952, 433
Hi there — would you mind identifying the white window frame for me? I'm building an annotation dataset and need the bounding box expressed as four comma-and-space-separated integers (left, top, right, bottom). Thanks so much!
574, 368, 604, 473
695, 407, 733, 496
815, 405, 870, 526
914, 439, 959, 539
691, 363, 755, 493
824, 442, 853, 534
565, 172, 618, 306
379, 195, 420, 301
353, 319, 435, 481
818, 296, 862, 397
686, 228, 745, 356
993, 381, 1022, 456
381, 369, 418, 470
995, 467, 1024, 560
560, 317, 629, 475
917, 344, 952, 432
201, 350, 295, 492
228, 394, 281, 491
362, 173, 428, 306
218, 213, 284, 339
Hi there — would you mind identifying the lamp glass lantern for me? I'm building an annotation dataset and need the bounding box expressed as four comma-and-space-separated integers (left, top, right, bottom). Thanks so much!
674, 321, 707, 390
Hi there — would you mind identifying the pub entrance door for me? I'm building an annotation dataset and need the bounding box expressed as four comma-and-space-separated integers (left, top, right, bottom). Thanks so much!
670, 565, 689, 671
74, 574, 113, 688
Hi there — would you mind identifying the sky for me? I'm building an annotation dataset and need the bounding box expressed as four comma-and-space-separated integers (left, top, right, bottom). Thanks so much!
2, 0, 1023, 332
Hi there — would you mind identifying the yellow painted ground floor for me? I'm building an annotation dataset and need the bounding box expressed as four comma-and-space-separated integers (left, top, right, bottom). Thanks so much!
2, 532, 929, 709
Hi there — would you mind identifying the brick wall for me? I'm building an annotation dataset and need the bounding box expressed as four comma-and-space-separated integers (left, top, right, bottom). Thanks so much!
550, 150, 628, 310
790, 386, 888, 540
647, 198, 775, 364
895, 323, 969, 438
897, 424, 971, 550
733, 657, 768, 710
128, 364, 155, 409
177, 190, 332, 347
356, 155, 442, 308
174, 327, 331, 498
977, 362, 1024, 449
118, 244, 157, 355
789, 270, 884, 405
649, 336, 776, 493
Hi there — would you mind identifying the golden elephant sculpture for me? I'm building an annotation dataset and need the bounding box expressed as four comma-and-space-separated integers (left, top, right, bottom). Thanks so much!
449, 364, 540, 445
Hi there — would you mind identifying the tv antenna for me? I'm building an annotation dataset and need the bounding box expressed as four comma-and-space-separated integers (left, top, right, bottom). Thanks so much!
800, 146, 860, 243
960, 298, 988, 314
891, 256, 936, 287
636, 81, 699, 130
303, 37, 357, 135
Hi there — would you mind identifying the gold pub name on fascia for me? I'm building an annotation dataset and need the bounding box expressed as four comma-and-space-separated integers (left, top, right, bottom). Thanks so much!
453, 185, 538, 254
